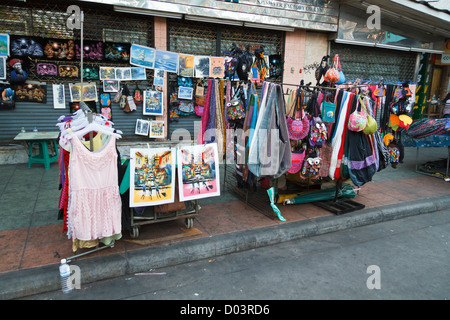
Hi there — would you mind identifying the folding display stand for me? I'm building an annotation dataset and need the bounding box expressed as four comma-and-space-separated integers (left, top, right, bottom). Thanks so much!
129, 200, 200, 239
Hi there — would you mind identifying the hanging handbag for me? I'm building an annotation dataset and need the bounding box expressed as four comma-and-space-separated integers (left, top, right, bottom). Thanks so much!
134, 86, 143, 104
113, 87, 123, 103
286, 90, 310, 140
287, 148, 306, 174
348, 99, 367, 132
360, 97, 377, 135
321, 101, 336, 123
324, 54, 340, 84
335, 55, 346, 85
226, 86, 246, 122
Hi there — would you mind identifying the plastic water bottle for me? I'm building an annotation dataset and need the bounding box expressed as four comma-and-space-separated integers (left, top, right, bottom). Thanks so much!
59, 259, 72, 294
33, 126, 38, 132
20, 127, 26, 133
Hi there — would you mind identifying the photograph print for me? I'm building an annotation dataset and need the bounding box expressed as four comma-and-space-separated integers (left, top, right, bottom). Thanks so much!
129, 147, 175, 207
177, 143, 221, 202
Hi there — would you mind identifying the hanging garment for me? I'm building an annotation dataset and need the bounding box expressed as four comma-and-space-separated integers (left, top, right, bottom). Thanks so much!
347, 130, 377, 186
67, 134, 122, 241
197, 78, 213, 144
247, 82, 292, 178
329, 91, 352, 180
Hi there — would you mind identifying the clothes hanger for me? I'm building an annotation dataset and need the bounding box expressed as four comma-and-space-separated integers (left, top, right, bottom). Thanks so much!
57, 113, 114, 131
65, 121, 122, 140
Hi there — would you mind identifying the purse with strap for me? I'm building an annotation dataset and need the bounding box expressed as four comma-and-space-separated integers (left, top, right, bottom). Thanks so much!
324, 54, 341, 84
286, 90, 310, 141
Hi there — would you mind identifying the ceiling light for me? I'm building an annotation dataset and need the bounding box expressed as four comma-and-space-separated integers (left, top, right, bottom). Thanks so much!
185, 15, 243, 26
244, 22, 294, 32
113, 6, 183, 19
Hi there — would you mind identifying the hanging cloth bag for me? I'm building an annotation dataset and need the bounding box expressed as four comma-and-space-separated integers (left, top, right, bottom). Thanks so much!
286, 90, 310, 141
324, 54, 341, 84
347, 98, 367, 132
361, 96, 378, 135
335, 55, 346, 85
226, 85, 246, 122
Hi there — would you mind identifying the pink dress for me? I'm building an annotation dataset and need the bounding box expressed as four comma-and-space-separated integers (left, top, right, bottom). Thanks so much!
67, 134, 122, 241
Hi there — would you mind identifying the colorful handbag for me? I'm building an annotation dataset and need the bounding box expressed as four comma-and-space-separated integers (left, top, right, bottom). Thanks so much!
287, 149, 306, 174
286, 91, 309, 140
348, 100, 367, 132
324, 54, 341, 84
178, 101, 195, 115
321, 101, 336, 123
112, 88, 122, 103
226, 87, 246, 122
194, 105, 204, 117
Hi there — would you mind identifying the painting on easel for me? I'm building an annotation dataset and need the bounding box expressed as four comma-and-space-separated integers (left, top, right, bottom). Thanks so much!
129, 147, 175, 207
177, 143, 220, 202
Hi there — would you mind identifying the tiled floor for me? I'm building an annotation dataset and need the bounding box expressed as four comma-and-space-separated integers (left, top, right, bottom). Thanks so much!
0, 146, 449, 274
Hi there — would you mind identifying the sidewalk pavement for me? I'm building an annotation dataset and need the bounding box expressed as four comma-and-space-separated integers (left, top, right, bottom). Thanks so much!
0, 147, 449, 299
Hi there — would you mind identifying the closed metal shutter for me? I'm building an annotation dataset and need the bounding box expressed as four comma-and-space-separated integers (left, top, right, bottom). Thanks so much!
0, 0, 154, 141
330, 42, 417, 83
167, 19, 284, 139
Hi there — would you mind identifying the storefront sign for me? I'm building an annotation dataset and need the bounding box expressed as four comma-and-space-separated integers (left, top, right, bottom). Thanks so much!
441, 40, 450, 65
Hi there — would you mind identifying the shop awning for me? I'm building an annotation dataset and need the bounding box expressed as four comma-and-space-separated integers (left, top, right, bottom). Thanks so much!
336, 0, 450, 53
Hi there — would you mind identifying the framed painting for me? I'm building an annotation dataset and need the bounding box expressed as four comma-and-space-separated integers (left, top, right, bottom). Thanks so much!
135, 119, 150, 136
194, 56, 210, 78
178, 86, 193, 100
103, 80, 120, 92
10, 36, 42, 58
130, 44, 155, 69
99, 67, 116, 80
210, 57, 225, 78
0, 34, 10, 57
179, 53, 195, 77
69, 82, 98, 102
104, 42, 130, 62
36, 62, 58, 77
0, 57, 6, 80
131, 67, 147, 80
52, 84, 66, 109
177, 143, 221, 202
15, 83, 47, 103
129, 147, 176, 207
149, 120, 164, 139
154, 49, 178, 73
143, 90, 163, 116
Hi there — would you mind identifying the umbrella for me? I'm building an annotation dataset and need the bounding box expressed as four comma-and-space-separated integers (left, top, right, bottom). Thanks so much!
282, 184, 357, 205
